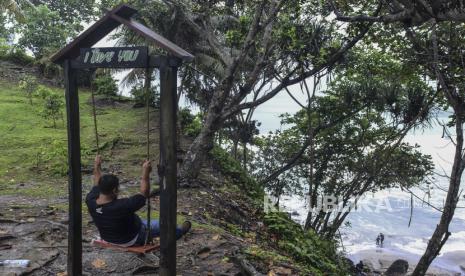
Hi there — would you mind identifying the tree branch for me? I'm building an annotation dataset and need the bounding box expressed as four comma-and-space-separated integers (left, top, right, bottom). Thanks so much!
259, 104, 368, 185
222, 18, 374, 119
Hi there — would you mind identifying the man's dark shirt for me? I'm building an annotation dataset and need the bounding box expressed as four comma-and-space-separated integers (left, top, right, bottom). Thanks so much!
85, 186, 145, 244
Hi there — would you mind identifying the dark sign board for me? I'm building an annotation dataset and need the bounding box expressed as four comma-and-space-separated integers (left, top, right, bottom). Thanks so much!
78, 46, 148, 68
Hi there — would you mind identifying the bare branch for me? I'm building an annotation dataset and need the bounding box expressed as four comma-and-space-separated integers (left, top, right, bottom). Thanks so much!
221, 12, 377, 120
401, 185, 444, 213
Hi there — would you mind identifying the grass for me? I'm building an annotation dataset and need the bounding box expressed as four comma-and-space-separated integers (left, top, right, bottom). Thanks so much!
0, 79, 157, 198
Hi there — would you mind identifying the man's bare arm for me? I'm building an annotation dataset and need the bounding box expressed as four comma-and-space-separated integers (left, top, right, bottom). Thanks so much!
93, 155, 102, 186
140, 160, 152, 198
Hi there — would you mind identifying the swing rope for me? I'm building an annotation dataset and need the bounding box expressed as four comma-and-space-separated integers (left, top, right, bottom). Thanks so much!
90, 85, 100, 155
144, 67, 153, 245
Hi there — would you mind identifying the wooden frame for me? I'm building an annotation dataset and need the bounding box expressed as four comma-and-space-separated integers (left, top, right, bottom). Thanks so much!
52, 4, 193, 276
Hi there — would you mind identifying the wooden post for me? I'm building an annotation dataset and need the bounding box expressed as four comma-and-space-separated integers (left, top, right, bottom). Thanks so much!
159, 59, 178, 276
64, 59, 82, 276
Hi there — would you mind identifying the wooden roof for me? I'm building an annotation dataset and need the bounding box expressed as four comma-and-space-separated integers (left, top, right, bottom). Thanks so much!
51, 4, 193, 63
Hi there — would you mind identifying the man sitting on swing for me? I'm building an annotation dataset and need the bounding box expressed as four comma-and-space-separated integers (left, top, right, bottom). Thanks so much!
86, 155, 191, 247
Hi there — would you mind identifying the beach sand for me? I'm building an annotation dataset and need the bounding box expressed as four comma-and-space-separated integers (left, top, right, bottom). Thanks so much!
350, 248, 465, 275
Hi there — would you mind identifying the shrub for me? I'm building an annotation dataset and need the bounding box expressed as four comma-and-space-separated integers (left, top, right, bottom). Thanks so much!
0, 39, 34, 65
36, 140, 91, 176
179, 108, 202, 137
19, 75, 39, 105
37, 85, 52, 99
93, 73, 118, 97
210, 145, 264, 200
36, 86, 64, 128
263, 212, 349, 275
41, 93, 64, 128
36, 53, 62, 79
36, 140, 67, 175
130, 84, 160, 108
0, 38, 9, 58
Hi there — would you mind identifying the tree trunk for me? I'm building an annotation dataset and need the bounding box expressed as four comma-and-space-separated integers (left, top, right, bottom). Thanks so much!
233, 140, 239, 160
243, 143, 247, 170
307, 128, 315, 229
179, 104, 222, 181
179, 123, 215, 181
412, 113, 465, 275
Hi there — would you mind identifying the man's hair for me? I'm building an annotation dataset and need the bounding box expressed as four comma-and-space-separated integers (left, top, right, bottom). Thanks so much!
98, 174, 119, 195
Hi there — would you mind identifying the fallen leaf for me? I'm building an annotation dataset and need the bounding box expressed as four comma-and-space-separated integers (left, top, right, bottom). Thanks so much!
92, 258, 106, 269
56, 272, 67, 276
268, 271, 277, 276
272, 266, 292, 275
197, 247, 211, 259
212, 234, 221, 240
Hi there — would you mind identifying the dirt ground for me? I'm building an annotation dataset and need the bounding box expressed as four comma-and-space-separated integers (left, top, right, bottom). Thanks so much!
0, 173, 279, 276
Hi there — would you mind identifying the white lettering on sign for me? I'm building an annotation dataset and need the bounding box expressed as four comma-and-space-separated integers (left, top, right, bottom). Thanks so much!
118, 49, 140, 62
82, 48, 141, 65
83, 52, 90, 63
90, 49, 114, 64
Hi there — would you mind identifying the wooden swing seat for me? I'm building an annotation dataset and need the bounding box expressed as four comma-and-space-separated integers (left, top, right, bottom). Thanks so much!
92, 239, 159, 254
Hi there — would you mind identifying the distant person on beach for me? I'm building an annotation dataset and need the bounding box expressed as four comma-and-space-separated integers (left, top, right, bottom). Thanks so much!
379, 232, 385, 246
376, 235, 380, 246
355, 260, 365, 276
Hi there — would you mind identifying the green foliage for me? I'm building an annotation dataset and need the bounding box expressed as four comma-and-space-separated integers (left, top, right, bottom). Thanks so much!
335, 47, 435, 126
19, 75, 38, 105
253, 47, 435, 236
36, 0, 96, 32
35, 140, 67, 176
0, 0, 26, 23
0, 43, 34, 65
0, 38, 9, 57
223, 119, 260, 145
263, 212, 348, 275
0, 13, 10, 39
178, 108, 202, 137
93, 73, 118, 97
16, 5, 75, 58
210, 146, 263, 200
7, 48, 34, 65
38, 86, 64, 128
36, 140, 91, 176
252, 129, 304, 202
130, 84, 160, 108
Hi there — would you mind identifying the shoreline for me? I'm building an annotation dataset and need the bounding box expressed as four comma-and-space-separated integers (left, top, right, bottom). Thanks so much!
348, 247, 465, 275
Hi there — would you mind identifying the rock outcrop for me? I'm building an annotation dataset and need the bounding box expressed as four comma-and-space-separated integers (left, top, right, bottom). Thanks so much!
385, 259, 409, 276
